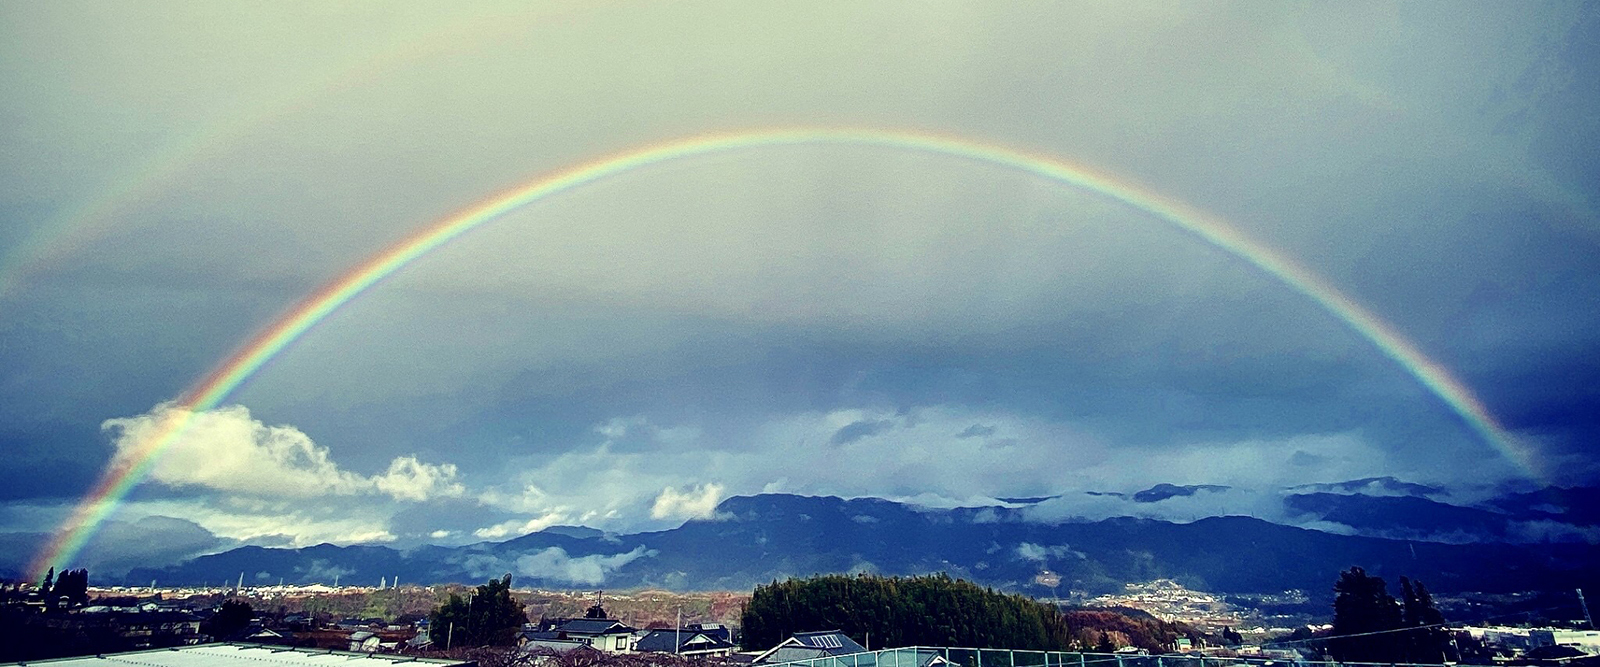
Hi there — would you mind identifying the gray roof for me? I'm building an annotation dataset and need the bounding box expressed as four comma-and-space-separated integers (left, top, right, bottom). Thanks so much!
755, 631, 868, 664
519, 639, 595, 653
791, 631, 866, 654
633, 629, 734, 654
759, 647, 835, 664
2, 643, 471, 667
555, 618, 632, 635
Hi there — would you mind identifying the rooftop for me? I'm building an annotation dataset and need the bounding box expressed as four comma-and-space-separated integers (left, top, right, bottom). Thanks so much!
3, 643, 472, 667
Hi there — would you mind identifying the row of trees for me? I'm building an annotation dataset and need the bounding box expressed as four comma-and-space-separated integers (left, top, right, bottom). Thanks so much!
1, 568, 90, 609
741, 573, 1077, 651
1329, 566, 1453, 664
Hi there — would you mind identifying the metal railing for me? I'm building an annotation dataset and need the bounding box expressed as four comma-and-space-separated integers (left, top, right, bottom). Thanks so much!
767, 646, 1463, 667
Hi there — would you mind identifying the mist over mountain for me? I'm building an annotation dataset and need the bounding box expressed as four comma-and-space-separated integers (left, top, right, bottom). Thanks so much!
117, 484, 1600, 596
1286, 477, 1446, 498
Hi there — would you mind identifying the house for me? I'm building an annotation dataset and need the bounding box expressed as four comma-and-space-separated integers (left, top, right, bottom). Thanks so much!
1530, 629, 1600, 655
519, 636, 597, 654
633, 628, 736, 657
753, 631, 867, 664
547, 618, 637, 652
406, 633, 435, 652
349, 630, 381, 652
687, 623, 733, 644
244, 626, 290, 644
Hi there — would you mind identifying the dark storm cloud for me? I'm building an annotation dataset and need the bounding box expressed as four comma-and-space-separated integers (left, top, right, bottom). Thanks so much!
830, 419, 896, 445
957, 424, 996, 439
0, 516, 227, 579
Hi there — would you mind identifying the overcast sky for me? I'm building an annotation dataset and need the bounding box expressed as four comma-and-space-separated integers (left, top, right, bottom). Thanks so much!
2, 1, 1598, 576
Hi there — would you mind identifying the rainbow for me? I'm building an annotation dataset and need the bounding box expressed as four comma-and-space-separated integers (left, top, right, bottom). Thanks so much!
27, 127, 1539, 578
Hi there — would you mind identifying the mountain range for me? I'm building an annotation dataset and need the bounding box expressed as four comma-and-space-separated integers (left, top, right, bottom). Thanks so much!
124, 482, 1600, 596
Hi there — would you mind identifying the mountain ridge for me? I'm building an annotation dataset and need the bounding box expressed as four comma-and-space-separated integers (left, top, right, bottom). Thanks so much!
124, 490, 1600, 596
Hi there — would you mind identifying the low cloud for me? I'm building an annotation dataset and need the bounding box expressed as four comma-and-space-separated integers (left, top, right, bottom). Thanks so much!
651, 484, 724, 520
103, 402, 462, 502
513, 546, 653, 585
1016, 542, 1086, 562
461, 546, 654, 585
474, 512, 566, 539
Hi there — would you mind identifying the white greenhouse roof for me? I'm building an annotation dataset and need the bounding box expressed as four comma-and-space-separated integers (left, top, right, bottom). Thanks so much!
4, 644, 469, 667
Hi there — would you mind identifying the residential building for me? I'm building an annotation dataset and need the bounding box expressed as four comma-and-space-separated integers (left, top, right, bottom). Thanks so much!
633, 628, 736, 657
753, 631, 867, 664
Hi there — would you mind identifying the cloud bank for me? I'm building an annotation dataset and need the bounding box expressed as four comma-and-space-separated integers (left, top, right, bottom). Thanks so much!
103, 403, 462, 502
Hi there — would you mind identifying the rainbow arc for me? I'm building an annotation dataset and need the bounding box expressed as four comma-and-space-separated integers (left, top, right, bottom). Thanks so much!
27, 127, 1537, 579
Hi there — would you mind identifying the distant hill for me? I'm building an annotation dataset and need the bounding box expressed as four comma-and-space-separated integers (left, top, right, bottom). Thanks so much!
1284, 493, 1517, 542
1286, 477, 1444, 497
126, 492, 1600, 596
1131, 484, 1230, 503
1481, 486, 1600, 525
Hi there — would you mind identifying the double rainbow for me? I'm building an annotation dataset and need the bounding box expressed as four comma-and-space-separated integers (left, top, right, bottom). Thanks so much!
27, 127, 1536, 578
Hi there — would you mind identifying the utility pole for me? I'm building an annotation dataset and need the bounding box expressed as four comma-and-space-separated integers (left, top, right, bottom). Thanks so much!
675, 607, 682, 655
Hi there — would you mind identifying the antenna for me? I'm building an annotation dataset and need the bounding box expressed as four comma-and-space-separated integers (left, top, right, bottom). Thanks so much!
1580, 588, 1595, 630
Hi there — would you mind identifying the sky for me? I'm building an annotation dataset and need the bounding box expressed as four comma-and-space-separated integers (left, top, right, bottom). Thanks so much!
1, 1, 1598, 578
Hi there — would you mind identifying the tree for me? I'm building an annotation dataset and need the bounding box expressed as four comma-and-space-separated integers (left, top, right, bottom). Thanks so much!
1095, 631, 1115, 653
203, 600, 255, 640
37, 568, 54, 598
1399, 577, 1451, 663
430, 575, 529, 648
1221, 626, 1242, 646
585, 596, 608, 619
741, 573, 1078, 652
51, 570, 88, 607
1329, 567, 1404, 663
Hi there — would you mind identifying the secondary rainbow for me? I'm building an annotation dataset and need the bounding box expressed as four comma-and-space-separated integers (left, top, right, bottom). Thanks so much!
28, 127, 1539, 579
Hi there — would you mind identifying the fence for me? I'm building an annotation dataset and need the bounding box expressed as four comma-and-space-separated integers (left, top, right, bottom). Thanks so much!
766, 646, 1461, 667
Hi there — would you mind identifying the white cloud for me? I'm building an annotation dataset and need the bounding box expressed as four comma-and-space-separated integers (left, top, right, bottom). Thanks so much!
375, 456, 464, 501
103, 402, 462, 502
474, 512, 566, 539
1016, 542, 1086, 562
651, 483, 724, 520
512, 546, 653, 585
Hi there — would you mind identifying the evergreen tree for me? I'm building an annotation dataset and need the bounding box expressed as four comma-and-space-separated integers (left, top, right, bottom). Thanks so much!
203, 600, 255, 640
1095, 631, 1115, 653
1221, 626, 1242, 646
1399, 577, 1451, 663
51, 570, 89, 607
37, 568, 54, 597
741, 573, 1075, 651
429, 575, 528, 647
1330, 567, 1404, 663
